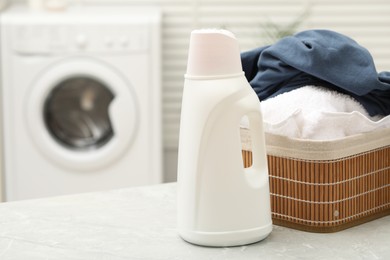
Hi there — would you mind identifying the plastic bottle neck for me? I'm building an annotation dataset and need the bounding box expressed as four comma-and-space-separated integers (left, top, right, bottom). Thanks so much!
184, 71, 244, 80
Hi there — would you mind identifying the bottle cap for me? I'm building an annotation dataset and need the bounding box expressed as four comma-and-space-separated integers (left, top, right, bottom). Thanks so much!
185, 29, 243, 78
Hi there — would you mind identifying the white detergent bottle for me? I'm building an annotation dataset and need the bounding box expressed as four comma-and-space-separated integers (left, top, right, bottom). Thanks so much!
177, 29, 272, 247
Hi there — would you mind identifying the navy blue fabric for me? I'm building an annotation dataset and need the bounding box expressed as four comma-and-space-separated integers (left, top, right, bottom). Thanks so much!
241, 30, 390, 116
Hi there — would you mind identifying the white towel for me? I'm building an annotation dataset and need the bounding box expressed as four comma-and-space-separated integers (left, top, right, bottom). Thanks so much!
244, 85, 390, 140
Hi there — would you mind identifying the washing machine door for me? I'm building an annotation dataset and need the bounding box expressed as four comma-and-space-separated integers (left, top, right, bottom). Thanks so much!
27, 58, 138, 171
44, 76, 115, 151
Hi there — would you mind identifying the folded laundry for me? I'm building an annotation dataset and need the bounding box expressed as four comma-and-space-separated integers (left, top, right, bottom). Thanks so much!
241, 30, 390, 116
247, 85, 390, 140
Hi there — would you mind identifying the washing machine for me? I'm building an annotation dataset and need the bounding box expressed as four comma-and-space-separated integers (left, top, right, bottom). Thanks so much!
0, 6, 162, 201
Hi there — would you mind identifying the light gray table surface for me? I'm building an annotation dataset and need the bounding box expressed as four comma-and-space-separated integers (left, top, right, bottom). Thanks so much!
0, 182, 389, 260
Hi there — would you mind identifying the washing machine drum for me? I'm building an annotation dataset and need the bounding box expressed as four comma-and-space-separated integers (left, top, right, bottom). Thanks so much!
44, 77, 114, 150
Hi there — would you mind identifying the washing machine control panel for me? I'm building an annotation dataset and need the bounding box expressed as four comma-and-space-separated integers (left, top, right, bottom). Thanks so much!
12, 24, 149, 55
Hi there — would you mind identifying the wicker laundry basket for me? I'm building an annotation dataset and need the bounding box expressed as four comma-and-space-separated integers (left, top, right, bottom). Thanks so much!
241, 128, 390, 233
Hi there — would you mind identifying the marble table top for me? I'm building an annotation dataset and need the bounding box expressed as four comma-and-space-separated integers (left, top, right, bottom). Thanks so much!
0, 183, 389, 259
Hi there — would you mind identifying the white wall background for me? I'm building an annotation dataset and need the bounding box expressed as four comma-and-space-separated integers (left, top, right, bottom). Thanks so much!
18, 0, 390, 182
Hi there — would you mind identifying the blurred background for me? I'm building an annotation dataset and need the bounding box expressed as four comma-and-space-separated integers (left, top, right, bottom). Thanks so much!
1, 0, 389, 200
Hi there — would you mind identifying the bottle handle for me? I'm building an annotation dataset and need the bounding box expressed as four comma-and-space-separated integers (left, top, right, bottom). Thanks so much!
245, 110, 268, 175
